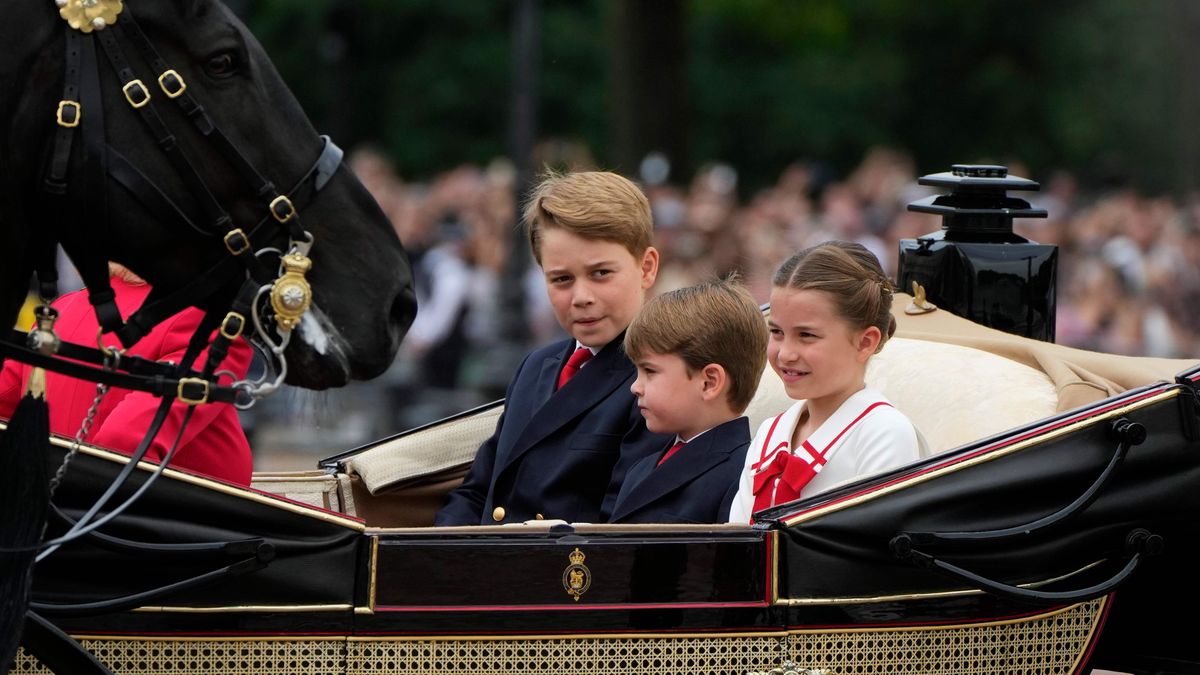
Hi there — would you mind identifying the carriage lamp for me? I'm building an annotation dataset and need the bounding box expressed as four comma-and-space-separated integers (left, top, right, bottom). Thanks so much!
270, 252, 313, 332
898, 164, 1057, 342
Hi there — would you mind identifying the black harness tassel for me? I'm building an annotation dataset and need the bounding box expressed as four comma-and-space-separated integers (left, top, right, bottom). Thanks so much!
0, 388, 52, 671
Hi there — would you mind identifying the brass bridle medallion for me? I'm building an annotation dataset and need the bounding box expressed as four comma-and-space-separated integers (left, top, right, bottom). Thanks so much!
57, 0, 124, 33
270, 252, 314, 332
562, 548, 592, 602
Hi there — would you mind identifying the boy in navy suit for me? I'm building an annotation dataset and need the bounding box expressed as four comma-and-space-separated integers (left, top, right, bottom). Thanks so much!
436, 171, 672, 526
609, 279, 768, 524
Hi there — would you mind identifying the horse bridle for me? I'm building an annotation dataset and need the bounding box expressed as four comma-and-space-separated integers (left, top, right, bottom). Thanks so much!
4, 0, 347, 409
0, 0, 359, 581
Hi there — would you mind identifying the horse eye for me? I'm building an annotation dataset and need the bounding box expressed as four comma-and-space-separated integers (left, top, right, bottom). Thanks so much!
204, 52, 239, 78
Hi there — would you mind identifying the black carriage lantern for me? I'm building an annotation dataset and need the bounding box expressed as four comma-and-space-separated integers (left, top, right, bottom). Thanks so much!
897, 164, 1058, 342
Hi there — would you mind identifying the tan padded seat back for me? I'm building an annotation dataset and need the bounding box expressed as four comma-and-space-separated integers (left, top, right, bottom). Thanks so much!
346, 405, 503, 494
250, 470, 357, 515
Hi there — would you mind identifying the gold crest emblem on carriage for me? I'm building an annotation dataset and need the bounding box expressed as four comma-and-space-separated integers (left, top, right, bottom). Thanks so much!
57, 0, 124, 33
561, 548, 591, 601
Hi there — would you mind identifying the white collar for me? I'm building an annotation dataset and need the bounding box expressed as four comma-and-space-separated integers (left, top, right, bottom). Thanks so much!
677, 425, 718, 445
574, 341, 601, 356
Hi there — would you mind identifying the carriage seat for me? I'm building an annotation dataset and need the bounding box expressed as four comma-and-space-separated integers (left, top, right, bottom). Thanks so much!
259, 295, 1200, 524
743, 336, 1059, 456
332, 336, 1060, 507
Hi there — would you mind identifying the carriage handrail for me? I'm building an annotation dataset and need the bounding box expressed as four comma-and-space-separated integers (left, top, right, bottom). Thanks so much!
893, 417, 1146, 546
49, 502, 358, 557
30, 544, 273, 617
893, 528, 1162, 605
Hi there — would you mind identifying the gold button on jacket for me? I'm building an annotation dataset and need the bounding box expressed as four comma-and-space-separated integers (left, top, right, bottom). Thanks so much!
492, 506, 506, 522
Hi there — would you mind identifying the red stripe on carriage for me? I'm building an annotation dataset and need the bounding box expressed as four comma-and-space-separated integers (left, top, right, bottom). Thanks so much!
1075, 593, 1115, 674
372, 600, 770, 613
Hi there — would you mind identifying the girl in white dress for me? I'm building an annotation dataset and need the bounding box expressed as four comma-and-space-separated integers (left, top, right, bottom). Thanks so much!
728, 241, 925, 523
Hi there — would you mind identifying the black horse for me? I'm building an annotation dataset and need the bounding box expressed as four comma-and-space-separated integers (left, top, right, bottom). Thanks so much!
1, 1, 416, 671
2, 0, 416, 387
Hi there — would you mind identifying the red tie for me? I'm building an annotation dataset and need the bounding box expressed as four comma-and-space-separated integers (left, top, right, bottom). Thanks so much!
556, 347, 593, 390
656, 441, 685, 468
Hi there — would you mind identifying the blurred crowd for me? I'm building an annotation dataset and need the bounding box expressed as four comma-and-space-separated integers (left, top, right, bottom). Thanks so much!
21, 145, 1197, 463
256, 144, 1200, 457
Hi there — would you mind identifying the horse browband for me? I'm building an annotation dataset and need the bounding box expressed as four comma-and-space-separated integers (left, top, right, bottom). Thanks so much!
16, 1, 345, 407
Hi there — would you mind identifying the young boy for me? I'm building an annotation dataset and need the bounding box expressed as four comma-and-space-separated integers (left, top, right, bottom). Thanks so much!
608, 279, 768, 524
435, 171, 673, 526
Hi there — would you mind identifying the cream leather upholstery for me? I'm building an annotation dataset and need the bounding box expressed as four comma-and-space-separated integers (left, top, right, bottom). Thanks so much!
336, 336, 1059, 497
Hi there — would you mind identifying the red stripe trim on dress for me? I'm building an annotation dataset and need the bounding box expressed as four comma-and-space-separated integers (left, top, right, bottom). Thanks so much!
818, 401, 892, 455
752, 412, 787, 471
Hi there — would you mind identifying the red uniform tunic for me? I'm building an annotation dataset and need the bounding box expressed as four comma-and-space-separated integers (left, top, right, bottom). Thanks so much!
0, 278, 254, 485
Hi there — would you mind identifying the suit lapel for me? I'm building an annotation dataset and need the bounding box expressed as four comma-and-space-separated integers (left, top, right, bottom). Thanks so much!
533, 343, 570, 410
611, 418, 749, 522
501, 338, 632, 473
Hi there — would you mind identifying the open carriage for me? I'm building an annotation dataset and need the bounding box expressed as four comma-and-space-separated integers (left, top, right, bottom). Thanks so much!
6, 2, 1200, 673
14, 294, 1200, 675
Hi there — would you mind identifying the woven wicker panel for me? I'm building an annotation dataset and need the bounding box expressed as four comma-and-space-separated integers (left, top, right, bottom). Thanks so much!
13, 639, 346, 675
345, 635, 784, 674
10, 601, 1103, 674
787, 599, 1104, 674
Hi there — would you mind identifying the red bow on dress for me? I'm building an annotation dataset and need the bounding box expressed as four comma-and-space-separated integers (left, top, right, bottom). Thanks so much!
751, 443, 823, 513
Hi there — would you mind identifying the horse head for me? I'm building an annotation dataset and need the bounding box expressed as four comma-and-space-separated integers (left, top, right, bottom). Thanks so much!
3, 0, 416, 389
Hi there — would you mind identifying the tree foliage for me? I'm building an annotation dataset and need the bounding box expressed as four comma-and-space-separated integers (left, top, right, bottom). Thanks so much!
242, 0, 1200, 194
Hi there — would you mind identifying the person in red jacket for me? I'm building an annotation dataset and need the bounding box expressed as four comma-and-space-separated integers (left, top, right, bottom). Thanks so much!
0, 265, 254, 485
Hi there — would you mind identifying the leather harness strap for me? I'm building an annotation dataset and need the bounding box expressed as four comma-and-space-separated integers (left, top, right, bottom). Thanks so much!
15, 1, 344, 406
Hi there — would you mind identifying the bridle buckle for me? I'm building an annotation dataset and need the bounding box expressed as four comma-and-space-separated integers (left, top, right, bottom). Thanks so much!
220, 312, 245, 340
122, 79, 151, 108
269, 195, 297, 224
157, 69, 187, 98
176, 377, 210, 405
56, 100, 81, 128
223, 228, 251, 256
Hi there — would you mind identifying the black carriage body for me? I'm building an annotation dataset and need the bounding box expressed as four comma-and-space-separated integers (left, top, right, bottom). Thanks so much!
20, 374, 1200, 674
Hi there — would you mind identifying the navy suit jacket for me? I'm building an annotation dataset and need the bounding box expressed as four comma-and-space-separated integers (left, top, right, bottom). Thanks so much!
435, 336, 672, 526
608, 416, 751, 524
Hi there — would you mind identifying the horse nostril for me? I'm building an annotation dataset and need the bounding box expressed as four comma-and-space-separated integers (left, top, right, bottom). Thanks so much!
388, 285, 418, 336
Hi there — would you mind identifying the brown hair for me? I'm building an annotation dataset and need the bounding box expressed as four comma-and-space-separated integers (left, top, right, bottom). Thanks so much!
523, 170, 653, 264
773, 241, 896, 351
624, 278, 768, 413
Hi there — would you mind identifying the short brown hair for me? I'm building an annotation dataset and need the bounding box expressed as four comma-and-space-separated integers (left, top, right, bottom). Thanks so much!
523, 170, 653, 264
773, 240, 896, 352
624, 278, 768, 413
